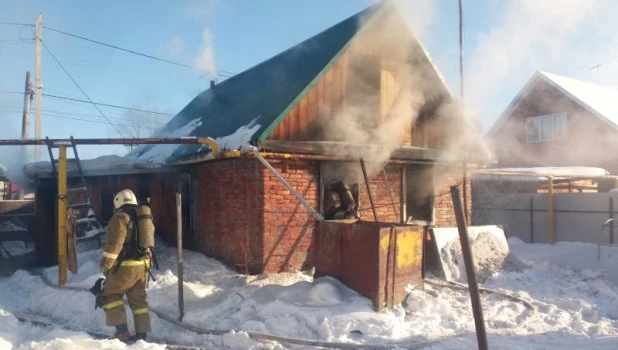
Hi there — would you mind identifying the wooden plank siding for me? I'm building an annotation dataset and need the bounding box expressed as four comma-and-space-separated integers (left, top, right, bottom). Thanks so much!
266, 49, 418, 147
267, 51, 350, 142
34, 172, 186, 267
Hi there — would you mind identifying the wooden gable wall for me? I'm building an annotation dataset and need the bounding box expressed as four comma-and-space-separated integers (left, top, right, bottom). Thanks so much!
266, 11, 450, 150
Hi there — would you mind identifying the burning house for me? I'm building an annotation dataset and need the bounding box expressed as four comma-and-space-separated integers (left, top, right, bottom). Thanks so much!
27, 0, 489, 298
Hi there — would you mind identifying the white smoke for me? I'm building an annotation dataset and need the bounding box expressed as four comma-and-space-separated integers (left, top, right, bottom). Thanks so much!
193, 27, 217, 78
467, 0, 608, 128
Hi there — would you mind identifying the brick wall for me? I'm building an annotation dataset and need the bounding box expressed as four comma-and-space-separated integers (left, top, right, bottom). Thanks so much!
260, 158, 319, 273
196, 158, 264, 274
433, 171, 471, 227
357, 165, 402, 223
194, 156, 404, 274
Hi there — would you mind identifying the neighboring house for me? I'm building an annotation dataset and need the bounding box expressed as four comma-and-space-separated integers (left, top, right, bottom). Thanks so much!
487, 71, 618, 173
29, 1, 488, 273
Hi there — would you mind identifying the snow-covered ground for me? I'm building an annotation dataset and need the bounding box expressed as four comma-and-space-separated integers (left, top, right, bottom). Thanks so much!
1, 236, 618, 349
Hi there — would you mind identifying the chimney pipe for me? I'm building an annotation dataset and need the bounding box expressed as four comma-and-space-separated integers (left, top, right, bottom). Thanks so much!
210, 80, 215, 90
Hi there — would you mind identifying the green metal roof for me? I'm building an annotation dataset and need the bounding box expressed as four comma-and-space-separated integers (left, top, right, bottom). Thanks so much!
129, 1, 388, 163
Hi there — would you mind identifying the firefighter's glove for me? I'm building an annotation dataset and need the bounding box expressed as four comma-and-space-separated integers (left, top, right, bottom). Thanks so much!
89, 278, 106, 310
101, 268, 110, 278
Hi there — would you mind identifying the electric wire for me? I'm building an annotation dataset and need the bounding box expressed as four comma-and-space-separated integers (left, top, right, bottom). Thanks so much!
42, 25, 236, 77
40, 39, 123, 136
0, 90, 174, 117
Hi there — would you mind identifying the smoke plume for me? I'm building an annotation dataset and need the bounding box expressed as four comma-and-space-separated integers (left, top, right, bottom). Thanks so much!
193, 27, 217, 78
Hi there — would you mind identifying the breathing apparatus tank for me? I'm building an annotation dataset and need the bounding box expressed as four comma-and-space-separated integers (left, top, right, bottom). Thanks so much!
136, 204, 155, 251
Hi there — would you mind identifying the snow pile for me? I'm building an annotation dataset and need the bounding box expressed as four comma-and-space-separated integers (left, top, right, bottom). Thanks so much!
432, 226, 523, 282
439, 231, 524, 282
23, 154, 159, 177
0, 220, 27, 232
0, 241, 34, 259
1, 235, 618, 348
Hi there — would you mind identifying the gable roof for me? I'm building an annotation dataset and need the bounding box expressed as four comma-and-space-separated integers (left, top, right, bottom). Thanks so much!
488, 71, 618, 135
127, 1, 453, 164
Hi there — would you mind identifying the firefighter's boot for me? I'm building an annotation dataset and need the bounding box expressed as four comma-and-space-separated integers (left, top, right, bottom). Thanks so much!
114, 324, 132, 342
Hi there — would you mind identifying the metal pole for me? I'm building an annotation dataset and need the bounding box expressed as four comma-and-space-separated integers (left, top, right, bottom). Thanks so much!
34, 14, 42, 162
176, 184, 184, 321
360, 158, 379, 222
610, 197, 614, 244
548, 176, 555, 244
57, 144, 67, 286
450, 185, 488, 350
252, 147, 324, 221
400, 167, 407, 224
530, 195, 534, 243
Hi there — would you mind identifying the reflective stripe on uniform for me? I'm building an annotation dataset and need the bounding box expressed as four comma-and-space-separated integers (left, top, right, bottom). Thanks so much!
133, 308, 148, 315
119, 259, 150, 268
102, 251, 118, 259
103, 300, 124, 310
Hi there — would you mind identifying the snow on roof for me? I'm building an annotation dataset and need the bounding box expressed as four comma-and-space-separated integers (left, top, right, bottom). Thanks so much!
472, 166, 610, 181
23, 154, 159, 178
126, 117, 262, 164
540, 71, 618, 129
124, 117, 203, 163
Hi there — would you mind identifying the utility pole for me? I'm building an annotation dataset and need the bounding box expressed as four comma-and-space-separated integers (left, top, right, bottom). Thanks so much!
21, 71, 33, 140
35, 14, 42, 161
19, 71, 33, 200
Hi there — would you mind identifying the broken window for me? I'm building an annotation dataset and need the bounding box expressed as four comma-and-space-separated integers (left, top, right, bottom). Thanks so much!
405, 166, 434, 224
321, 163, 361, 220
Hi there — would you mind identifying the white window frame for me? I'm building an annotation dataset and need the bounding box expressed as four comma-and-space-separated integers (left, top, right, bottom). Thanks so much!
525, 112, 567, 143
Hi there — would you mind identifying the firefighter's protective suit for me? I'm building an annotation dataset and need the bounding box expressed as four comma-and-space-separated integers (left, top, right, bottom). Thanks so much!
99, 190, 151, 335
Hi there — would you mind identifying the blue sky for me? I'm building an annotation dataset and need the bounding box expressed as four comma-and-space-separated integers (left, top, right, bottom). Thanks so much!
1, 0, 617, 162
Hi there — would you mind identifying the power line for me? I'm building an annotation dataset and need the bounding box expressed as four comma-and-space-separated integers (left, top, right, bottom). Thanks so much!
43, 25, 236, 76
0, 22, 33, 27
43, 94, 176, 116
1, 90, 175, 117
40, 40, 122, 135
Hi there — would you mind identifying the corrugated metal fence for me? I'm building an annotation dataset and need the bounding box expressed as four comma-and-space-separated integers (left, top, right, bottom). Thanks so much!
472, 192, 618, 244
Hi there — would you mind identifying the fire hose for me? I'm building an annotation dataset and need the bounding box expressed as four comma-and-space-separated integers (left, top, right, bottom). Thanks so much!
36, 271, 436, 350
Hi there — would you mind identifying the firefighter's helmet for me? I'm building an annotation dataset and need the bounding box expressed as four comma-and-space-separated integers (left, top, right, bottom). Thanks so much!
113, 189, 138, 210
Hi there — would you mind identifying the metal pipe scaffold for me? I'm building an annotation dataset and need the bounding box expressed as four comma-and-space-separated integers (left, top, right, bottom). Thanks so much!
0, 136, 219, 285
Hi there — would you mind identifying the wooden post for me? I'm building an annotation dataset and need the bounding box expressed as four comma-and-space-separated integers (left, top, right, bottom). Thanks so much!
20, 71, 32, 200
450, 185, 488, 350
57, 144, 67, 286
176, 184, 184, 321
21, 71, 32, 139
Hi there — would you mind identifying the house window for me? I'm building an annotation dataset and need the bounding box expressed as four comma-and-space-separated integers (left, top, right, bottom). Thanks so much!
526, 113, 567, 143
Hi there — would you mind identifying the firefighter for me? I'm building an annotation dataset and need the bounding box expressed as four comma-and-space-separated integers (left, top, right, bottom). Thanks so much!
100, 188, 151, 342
